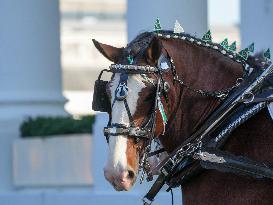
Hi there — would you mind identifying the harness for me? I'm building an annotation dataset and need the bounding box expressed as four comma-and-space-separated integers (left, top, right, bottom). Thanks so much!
92, 39, 273, 205
143, 63, 273, 205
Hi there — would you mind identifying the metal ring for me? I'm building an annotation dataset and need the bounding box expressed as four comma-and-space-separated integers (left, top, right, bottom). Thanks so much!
236, 78, 244, 85
242, 92, 254, 104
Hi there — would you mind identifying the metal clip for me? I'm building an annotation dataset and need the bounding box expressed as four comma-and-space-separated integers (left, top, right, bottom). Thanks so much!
216, 92, 228, 100
143, 197, 153, 205
193, 151, 226, 164
241, 92, 254, 104
116, 82, 128, 100
236, 77, 244, 85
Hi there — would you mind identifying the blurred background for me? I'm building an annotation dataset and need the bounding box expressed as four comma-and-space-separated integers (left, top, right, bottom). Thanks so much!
0, 0, 272, 204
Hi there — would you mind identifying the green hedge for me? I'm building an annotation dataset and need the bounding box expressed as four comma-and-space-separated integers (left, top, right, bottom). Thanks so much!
20, 115, 95, 138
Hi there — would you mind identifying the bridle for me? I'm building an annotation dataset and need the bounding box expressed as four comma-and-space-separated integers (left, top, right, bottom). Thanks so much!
95, 59, 171, 177
103, 64, 161, 144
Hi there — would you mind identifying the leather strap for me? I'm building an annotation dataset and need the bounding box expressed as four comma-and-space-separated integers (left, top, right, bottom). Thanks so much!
143, 173, 166, 205
195, 147, 273, 180
147, 148, 165, 158
104, 125, 148, 138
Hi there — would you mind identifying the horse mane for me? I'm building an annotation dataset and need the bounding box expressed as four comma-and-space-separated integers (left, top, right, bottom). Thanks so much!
128, 30, 267, 72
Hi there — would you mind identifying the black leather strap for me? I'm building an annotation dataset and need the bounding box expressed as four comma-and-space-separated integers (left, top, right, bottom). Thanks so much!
196, 147, 273, 180
143, 173, 167, 205
124, 99, 135, 127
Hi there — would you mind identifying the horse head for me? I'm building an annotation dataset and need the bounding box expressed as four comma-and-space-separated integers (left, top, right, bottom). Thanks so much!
92, 32, 181, 191
92, 30, 250, 191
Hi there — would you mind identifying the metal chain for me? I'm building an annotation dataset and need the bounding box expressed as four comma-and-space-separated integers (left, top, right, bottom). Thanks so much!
174, 77, 242, 99
170, 58, 244, 100
173, 140, 202, 163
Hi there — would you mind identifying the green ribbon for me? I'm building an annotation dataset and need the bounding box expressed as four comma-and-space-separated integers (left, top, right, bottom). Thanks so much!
127, 55, 134, 64
158, 98, 167, 124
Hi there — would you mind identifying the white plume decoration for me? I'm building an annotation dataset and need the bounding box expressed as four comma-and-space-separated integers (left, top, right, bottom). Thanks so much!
173, 20, 184, 33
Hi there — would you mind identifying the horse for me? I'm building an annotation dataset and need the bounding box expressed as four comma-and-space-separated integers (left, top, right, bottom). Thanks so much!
92, 30, 273, 204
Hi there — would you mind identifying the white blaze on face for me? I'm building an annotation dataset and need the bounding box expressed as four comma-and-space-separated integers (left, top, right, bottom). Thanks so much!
105, 73, 146, 175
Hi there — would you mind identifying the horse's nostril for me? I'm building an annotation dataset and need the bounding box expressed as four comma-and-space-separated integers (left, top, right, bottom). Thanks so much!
127, 170, 135, 179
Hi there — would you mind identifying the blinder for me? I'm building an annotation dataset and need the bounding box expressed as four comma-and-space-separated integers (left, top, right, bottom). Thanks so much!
92, 70, 111, 113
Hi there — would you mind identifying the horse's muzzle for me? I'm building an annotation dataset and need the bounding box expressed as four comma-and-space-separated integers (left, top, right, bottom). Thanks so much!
104, 167, 137, 191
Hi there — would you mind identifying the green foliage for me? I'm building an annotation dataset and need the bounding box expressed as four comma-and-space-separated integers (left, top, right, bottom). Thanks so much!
20, 115, 95, 138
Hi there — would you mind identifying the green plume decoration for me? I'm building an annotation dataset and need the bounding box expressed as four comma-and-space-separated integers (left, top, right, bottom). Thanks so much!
229, 41, 237, 52
238, 48, 249, 61
264, 48, 271, 60
202, 30, 212, 42
154, 18, 161, 32
248, 43, 255, 53
220, 38, 229, 49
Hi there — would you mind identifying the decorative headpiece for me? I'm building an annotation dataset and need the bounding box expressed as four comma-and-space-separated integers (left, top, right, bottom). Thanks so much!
229, 41, 237, 52
238, 48, 249, 61
264, 48, 271, 60
152, 18, 271, 66
173, 20, 184, 34
220, 38, 229, 50
202, 30, 212, 42
248, 43, 255, 53
154, 18, 161, 32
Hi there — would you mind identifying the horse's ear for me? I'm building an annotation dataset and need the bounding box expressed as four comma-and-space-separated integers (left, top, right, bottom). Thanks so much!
92, 39, 123, 63
146, 37, 162, 65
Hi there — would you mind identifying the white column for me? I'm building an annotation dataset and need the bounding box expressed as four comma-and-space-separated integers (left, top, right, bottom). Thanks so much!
0, 0, 66, 191
241, 0, 273, 52
127, 0, 208, 41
